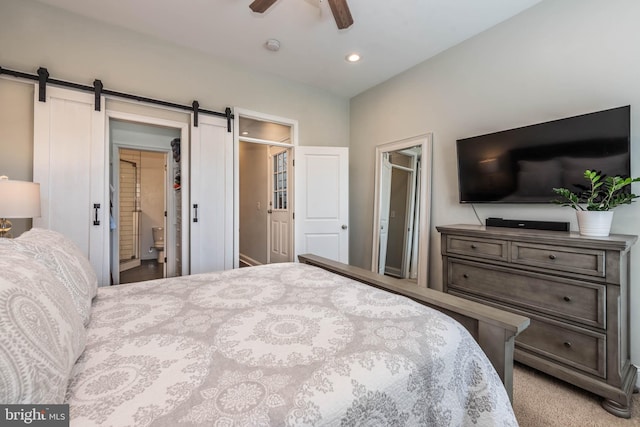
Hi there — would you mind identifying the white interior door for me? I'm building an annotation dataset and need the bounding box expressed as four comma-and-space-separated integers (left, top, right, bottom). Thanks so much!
378, 154, 392, 274
190, 114, 233, 274
33, 85, 108, 284
294, 146, 349, 263
268, 146, 292, 263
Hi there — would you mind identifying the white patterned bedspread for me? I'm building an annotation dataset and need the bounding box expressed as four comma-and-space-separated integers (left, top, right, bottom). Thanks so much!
65, 263, 517, 426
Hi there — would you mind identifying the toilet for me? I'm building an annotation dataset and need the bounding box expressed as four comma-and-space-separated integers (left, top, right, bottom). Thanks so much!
152, 227, 165, 264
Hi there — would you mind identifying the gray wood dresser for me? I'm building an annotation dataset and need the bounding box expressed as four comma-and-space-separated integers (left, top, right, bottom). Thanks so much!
436, 224, 637, 418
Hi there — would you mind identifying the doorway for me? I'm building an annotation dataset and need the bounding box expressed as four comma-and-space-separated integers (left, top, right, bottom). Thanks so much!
237, 115, 294, 266
117, 148, 167, 284
109, 118, 182, 284
268, 146, 292, 263
378, 149, 420, 279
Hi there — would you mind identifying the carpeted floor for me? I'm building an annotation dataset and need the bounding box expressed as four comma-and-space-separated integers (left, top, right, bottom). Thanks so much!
513, 363, 640, 426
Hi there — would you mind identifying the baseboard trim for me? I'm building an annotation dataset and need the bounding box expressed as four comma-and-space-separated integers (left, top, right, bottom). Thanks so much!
239, 253, 262, 267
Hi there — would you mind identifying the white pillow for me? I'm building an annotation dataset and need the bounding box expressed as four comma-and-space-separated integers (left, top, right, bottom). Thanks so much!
0, 239, 86, 404
17, 228, 98, 325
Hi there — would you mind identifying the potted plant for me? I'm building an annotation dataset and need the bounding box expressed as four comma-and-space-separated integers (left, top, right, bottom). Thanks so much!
553, 169, 640, 236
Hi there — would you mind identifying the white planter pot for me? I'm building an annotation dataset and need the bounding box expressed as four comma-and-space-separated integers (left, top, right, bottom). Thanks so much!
576, 210, 614, 237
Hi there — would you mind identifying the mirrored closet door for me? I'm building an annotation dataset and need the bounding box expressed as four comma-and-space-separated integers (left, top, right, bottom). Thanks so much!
371, 134, 433, 286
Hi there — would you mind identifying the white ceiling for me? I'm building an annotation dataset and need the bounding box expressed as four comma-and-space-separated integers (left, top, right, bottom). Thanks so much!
35, 0, 542, 98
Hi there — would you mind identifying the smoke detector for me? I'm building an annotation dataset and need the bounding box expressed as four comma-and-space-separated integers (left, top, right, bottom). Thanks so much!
265, 39, 281, 52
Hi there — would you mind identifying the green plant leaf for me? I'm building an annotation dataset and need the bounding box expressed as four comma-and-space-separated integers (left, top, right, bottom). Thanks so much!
553, 169, 640, 211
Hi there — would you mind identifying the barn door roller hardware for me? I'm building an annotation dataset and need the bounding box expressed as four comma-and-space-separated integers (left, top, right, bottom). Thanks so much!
37, 67, 49, 102
192, 100, 200, 127
1, 65, 234, 132
93, 79, 103, 111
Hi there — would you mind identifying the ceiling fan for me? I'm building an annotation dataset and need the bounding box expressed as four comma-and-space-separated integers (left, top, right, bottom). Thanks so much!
249, 0, 354, 30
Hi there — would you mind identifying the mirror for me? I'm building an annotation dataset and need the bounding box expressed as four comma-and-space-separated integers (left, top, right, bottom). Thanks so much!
372, 134, 432, 286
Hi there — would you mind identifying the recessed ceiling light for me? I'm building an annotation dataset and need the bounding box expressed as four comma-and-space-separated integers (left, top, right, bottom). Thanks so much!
346, 53, 361, 63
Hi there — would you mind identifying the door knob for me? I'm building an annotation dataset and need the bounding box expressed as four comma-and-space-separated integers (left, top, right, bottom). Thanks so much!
267, 209, 273, 214
342, 225, 348, 230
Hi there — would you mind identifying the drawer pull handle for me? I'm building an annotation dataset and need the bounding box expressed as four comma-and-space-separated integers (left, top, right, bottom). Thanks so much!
563, 296, 571, 302
470, 244, 477, 249
463, 274, 469, 279
549, 254, 556, 260
563, 341, 572, 348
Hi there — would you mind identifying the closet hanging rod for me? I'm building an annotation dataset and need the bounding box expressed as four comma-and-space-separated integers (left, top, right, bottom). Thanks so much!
0, 66, 234, 130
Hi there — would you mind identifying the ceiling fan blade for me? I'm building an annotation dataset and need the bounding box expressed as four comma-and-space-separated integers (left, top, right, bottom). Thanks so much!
327, 0, 353, 29
249, 0, 279, 13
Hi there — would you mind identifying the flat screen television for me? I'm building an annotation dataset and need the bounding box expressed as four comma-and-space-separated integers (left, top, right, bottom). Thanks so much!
456, 106, 631, 203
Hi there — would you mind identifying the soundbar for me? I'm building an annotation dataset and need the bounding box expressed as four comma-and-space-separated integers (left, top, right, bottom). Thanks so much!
486, 217, 570, 232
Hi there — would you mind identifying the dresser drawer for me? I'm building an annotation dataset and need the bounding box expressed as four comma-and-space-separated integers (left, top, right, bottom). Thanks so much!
516, 318, 606, 378
445, 235, 508, 261
511, 242, 605, 278
448, 260, 605, 328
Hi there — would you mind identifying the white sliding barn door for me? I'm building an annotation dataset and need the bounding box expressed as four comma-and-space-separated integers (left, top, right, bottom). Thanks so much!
33, 86, 108, 284
294, 146, 349, 263
190, 114, 233, 274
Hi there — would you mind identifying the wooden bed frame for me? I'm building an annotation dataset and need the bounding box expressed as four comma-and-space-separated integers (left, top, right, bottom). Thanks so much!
298, 254, 530, 401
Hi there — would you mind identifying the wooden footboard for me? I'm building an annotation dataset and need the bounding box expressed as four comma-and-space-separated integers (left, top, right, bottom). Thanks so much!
298, 254, 530, 401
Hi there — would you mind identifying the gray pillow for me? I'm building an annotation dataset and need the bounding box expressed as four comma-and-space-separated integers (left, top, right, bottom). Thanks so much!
17, 228, 98, 325
0, 239, 86, 403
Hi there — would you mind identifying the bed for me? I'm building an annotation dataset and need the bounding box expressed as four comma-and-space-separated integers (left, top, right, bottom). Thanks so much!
0, 228, 528, 426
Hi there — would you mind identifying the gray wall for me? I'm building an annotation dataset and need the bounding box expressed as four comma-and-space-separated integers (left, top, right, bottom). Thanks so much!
0, 79, 34, 236
349, 0, 640, 374
0, 0, 349, 205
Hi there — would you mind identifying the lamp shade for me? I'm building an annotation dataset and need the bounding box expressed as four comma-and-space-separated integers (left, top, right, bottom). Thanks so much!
0, 176, 41, 218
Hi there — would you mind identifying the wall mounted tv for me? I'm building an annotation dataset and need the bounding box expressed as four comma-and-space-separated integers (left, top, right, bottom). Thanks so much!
456, 106, 631, 203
